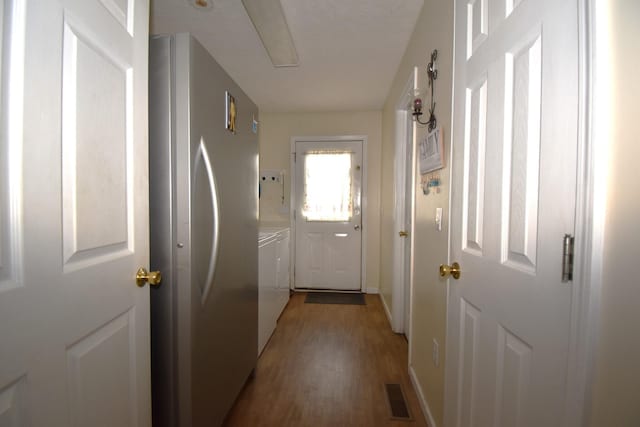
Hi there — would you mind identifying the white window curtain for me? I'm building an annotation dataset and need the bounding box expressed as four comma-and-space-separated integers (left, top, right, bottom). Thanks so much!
302, 152, 352, 221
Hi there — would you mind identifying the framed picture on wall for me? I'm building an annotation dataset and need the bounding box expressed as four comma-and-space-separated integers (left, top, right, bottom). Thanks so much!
225, 91, 236, 133
419, 126, 444, 174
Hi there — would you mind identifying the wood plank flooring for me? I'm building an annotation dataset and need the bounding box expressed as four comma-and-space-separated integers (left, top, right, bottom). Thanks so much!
223, 293, 428, 427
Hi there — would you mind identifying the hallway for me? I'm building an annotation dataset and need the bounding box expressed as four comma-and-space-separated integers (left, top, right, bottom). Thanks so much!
224, 293, 428, 427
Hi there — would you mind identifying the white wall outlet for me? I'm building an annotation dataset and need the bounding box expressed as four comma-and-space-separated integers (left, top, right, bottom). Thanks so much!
432, 338, 440, 367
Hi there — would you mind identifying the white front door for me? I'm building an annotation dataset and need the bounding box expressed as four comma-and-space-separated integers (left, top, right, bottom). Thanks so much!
445, 0, 579, 425
0, 0, 150, 425
294, 139, 363, 291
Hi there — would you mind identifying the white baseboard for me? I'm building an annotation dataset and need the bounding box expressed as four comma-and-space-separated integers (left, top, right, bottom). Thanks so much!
380, 292, 393, 327
409, 364, 437, 427
366, 287, 379, 294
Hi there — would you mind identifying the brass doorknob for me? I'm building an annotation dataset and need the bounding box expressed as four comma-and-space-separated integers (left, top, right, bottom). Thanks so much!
136, 267, 162, 287
439, 262, 461, 280
399, 231, 408, 237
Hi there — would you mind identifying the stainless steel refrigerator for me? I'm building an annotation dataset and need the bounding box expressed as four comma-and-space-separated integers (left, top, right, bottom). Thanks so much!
149, 33, 258, 427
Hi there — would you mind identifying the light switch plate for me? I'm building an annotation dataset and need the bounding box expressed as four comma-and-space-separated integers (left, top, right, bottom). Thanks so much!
435, 207, 443, 231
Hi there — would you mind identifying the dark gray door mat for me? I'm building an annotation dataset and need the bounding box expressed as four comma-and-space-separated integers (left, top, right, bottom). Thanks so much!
303, 292, 366, 305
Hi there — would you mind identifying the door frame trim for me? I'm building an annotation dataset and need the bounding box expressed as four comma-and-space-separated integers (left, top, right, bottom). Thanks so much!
563, 0, 603, 424
391, 68, 418, 335
289, 135, 368, 293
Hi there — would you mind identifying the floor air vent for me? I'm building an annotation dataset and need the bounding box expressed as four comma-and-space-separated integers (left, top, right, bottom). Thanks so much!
385, 383, 412, 421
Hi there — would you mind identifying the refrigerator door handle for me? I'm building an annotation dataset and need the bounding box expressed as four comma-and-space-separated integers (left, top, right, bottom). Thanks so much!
196, 140, 220, 304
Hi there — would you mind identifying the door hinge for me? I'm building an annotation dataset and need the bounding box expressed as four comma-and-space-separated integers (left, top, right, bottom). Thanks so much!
293, 209, 296, 220
562, 234, 574, 282
293, 152, 297, 162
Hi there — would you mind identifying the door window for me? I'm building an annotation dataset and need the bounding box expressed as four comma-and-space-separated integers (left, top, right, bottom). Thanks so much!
302, 152, 352, 222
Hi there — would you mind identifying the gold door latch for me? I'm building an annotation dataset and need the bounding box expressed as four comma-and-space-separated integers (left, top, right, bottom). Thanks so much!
439, 262, 461, 280
399, 231, 408, 237
136, 267, 162, 287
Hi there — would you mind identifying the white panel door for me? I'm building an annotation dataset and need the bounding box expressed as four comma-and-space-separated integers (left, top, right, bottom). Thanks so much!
445, 0, 579, 425
0, 0, 150, 425
294, 139, 363, 291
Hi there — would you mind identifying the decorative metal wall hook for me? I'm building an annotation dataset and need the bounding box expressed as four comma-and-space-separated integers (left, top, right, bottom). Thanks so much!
428, 50, 438, 83
413, 49, 438, 131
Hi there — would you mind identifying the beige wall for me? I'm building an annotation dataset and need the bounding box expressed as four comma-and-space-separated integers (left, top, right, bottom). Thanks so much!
380, 1, 454, 425
258, 111, 383, 292
589, 0, 640, 425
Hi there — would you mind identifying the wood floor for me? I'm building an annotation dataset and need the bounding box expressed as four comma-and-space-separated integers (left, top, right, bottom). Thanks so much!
223, 293, 428, 427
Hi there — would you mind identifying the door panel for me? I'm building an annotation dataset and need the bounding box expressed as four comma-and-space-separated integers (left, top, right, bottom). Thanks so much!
294, 140, 363, 291
0, 376, 26, 425
494, 325, 532, 427
62, 17, 132, 268
502, 34, 541, 272
305, 232, 323, 285
0, 0, 150, 425
457, 298, 480, 427
463, 77, 487, 255
446, 0, 578, 425
66, 309, 136, 427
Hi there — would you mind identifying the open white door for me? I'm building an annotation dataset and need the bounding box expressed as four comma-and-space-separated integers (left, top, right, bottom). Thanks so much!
391, 69, 417, 335
0, 0, 150, 425
293, 138, 363, 291
445, 0, 579, 425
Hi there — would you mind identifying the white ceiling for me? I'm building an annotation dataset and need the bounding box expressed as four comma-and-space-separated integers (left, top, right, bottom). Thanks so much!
150, 0, 424, 112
